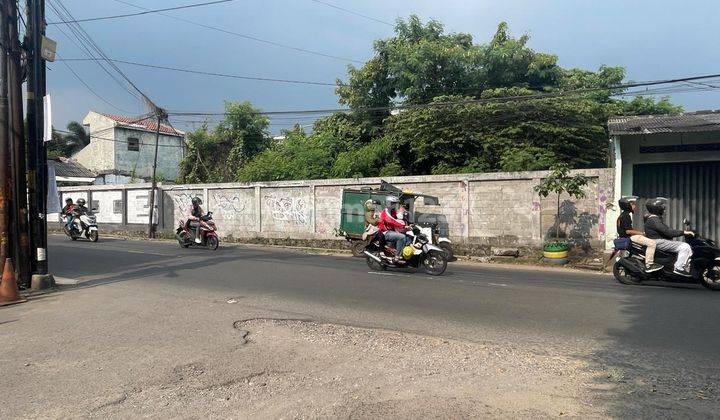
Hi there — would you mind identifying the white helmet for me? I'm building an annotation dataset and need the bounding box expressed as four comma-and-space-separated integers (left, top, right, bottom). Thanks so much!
385, 196, 400, 208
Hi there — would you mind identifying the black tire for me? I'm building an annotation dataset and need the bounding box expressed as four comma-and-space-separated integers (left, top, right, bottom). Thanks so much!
71, 236, 78, 241
351, 241, 366, 258
700, 266, 720, 291
423, 250, 447, 276
88, 230, 99, 242
438, 242, 455, 261
206, 236, 220, 250
613, 260, 641, 285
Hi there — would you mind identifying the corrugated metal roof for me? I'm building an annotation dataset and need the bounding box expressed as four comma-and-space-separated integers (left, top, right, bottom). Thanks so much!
96, 112, 185, 137
49, 158, 96, 178
608, 110, 720, 135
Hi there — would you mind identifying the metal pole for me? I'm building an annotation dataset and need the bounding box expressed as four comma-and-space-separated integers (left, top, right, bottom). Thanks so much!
147, 116, 161, 238
0, 1, 12, 267
8, 0, 31, 287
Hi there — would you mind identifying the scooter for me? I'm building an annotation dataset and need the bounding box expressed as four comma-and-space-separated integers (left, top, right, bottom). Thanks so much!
176, 211, 220, 250
612, 218, 720, 290
63, 209, 99, 242
364, 225, 448, 275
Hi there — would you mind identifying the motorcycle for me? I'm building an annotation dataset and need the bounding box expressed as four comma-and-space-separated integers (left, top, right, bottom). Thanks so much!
63, 209, 99, 242
364, 225, 448, 275
612, 218, 720, 290
176, 211, 219, 250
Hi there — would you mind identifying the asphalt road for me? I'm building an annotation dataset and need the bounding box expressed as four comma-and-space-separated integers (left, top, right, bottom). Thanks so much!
47, 234, 720, 358
36, 234, 720, 415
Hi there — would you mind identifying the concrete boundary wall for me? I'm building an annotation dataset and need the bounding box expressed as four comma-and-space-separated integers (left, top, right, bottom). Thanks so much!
57, 168, 613, 249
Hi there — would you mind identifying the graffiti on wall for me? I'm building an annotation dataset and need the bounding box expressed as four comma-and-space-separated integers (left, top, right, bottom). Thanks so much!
212, 192, 248, 219
172, 192, 194, 216
265, 194, 308, 226
598, 187, 608, 238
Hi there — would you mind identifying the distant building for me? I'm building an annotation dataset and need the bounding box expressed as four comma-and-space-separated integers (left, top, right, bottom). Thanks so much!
74, 111, 185, 184
48, 157, 96, 185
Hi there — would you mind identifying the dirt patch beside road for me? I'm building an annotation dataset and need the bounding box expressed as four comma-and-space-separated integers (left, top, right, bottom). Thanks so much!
86, 318, 602, 418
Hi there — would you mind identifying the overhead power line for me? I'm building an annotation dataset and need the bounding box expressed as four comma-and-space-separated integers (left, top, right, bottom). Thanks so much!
165, 72, 720, 117
54, 53, 136, 114
112, 0, 364, 64
49, 0, 164, 115
47, 0, 236, 25
309, 0, 393, 27
58, 57, 337, 87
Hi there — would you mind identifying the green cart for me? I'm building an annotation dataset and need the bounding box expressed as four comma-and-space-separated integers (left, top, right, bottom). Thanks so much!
338, 181, 453, 259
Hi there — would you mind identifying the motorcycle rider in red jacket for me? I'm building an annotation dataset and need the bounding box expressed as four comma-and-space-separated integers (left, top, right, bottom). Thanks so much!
378, 196, 409, 259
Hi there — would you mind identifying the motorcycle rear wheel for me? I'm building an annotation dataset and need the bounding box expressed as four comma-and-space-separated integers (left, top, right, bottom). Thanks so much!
613, 260, 641, 285
700, 266, 720, 291
423, 251, 447, 276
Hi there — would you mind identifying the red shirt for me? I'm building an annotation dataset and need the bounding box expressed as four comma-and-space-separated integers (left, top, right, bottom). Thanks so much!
378, 208, 406, 232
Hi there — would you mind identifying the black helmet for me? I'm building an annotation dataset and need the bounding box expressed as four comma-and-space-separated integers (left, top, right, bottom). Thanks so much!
191, 197, 202, 206
618, 196, 637, 212
646, 198, 665, 216
65, 197, 73, 204
77, 198, 86, 206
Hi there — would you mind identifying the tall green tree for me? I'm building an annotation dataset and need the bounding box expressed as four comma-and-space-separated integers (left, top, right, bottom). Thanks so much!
204, 16, 684, 183
179, 101, 270, 183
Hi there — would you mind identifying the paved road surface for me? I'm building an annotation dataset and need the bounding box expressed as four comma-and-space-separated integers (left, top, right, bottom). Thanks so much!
41, 234, 720, 416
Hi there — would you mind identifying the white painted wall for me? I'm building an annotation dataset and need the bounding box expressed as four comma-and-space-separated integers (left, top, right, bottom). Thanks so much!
126, 189, 157, 224
91, 190, 123, 224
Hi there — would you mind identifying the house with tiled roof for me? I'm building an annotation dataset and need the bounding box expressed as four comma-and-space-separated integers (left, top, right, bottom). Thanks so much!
75, 111, 186, 184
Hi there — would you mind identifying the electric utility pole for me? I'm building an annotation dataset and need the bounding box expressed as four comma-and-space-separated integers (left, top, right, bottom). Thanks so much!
147, 112, 166, 239
26, 0, 53, 287
0, 1, 12, 268
8, 0, 31, 287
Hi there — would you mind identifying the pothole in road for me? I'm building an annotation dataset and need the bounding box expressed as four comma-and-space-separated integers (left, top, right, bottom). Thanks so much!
232, 318, 314, 345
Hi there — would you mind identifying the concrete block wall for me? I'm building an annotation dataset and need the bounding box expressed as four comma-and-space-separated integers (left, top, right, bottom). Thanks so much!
58, 168, 613, 249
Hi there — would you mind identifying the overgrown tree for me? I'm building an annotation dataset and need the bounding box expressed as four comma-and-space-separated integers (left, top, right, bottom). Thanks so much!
179, 101, 270, 183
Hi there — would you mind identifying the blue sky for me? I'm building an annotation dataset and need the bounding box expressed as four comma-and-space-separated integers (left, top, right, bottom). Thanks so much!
48, 0, 720, 134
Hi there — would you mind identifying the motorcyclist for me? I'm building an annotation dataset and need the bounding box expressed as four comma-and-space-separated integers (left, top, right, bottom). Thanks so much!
187, 197, 204, 243
643, 198, 695, 276
378, 196, 409, 259
61, 198, 75, 231
69, 198, 90, 229
616, 196, 662, 273
364, 199, 379, 228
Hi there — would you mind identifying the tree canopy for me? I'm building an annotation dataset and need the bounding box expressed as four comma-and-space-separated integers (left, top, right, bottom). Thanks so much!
182, 17, 682, 183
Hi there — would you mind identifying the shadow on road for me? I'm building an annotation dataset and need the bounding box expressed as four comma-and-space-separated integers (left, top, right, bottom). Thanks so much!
580, 282, 720, 416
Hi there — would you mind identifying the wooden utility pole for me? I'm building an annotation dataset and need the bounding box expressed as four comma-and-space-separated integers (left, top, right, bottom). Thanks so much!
147, 115, 163, 238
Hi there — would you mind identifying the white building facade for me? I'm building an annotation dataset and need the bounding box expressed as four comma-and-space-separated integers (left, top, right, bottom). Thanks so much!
75, 111, 185, 184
